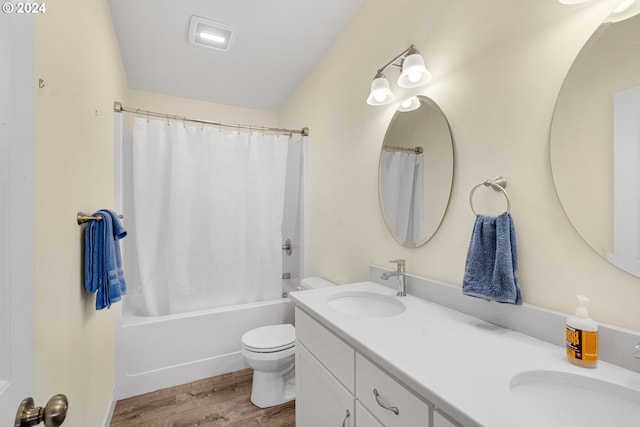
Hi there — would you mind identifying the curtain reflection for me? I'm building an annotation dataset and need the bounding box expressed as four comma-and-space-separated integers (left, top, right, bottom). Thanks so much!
380, 149, 424, 243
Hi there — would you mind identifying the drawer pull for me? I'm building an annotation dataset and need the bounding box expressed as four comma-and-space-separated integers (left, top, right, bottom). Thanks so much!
341, 409, 351, 427
373, 388, 400, 415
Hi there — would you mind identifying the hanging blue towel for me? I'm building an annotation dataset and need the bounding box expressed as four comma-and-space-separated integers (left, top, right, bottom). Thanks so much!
462, 212, 522, 305
84, 209, 127, 310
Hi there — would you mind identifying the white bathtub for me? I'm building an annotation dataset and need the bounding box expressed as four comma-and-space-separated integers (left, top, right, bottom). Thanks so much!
115, 296, 294, 399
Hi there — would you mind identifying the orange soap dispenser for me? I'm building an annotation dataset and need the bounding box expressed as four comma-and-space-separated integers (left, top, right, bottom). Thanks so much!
566, 295, 598, 368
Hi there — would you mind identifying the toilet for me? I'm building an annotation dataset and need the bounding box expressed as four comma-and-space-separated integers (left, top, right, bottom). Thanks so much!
241, 276, 335, 408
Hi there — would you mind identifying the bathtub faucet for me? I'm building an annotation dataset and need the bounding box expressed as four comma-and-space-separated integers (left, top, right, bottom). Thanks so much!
381, 259, 406, 297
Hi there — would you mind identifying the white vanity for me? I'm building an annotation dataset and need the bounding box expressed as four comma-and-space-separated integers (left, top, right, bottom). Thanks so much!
289, 277, 640, 427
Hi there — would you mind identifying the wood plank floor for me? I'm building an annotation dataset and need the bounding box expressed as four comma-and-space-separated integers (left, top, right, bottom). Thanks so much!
110, 369, 295, 427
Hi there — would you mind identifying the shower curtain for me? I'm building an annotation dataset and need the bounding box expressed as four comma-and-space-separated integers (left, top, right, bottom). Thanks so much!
131, 117, 290, 316
380, 150, 425, 243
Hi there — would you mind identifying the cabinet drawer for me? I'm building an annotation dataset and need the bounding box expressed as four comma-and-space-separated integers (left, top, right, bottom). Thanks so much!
295, 307, 355, 393
356, 353, 431, 427
434, 409, 459, 427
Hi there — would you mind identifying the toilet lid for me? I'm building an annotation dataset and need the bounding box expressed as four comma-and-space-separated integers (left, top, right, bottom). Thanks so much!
242, 324, 295, 352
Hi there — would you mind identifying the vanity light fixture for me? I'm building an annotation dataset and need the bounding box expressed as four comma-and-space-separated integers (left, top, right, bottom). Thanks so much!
557, 0, 636, 11
367, 71, 396, 106
188, 16, 235, 51
366, 44, 431, 106
398, 96, 421, 112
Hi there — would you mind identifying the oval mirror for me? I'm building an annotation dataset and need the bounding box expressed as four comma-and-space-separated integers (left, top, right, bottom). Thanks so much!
378, 95, 454, 247
550, 9, 640, 276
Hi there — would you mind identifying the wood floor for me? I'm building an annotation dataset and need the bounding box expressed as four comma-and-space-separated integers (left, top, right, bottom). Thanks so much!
110, 369, 295, 427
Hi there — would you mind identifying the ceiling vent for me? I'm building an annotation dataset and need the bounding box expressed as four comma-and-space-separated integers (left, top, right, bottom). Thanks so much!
188, 16, 235, 52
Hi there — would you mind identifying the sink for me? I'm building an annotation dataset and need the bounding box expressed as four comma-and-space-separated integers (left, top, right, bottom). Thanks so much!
510, 370, 640, 426
327, 291, 405, 317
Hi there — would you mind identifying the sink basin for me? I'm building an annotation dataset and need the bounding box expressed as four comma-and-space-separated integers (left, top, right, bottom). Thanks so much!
510, 370, 640, 426
327, 291, 405, 317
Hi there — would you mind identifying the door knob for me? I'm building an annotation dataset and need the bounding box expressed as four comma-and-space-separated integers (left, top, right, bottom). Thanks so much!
14, 394, 68, 427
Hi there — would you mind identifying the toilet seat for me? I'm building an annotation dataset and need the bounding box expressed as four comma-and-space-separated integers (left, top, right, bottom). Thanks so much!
242, 324, 295, 353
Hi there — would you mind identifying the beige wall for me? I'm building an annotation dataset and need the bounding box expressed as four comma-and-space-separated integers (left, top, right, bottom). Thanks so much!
280, 0, 640, 331
127, 90, 280, 129
34, 0, 128, 424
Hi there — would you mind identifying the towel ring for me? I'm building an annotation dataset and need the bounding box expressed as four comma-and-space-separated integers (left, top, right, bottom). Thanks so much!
469, 176, 511, 215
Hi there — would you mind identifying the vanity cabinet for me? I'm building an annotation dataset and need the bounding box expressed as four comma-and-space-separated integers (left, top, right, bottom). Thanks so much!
296, 308, 456, 426
295, 308, 355, 427
296, 343, 354, 427
433, 410, 458, 427
356, 353, 431, 426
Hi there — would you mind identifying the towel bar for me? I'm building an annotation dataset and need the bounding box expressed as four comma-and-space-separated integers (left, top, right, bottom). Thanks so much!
77, 211, 124, 225
469, 176, 511, 215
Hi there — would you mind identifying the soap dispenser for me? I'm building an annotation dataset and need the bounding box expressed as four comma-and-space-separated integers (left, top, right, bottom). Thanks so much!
566, 295, 598, 368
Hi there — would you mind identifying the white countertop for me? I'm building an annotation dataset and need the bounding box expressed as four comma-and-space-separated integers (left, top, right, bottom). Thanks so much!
289, 281, 640, 427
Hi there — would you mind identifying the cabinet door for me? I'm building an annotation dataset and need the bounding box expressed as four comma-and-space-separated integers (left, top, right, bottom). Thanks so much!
296, 342, 354, 427
356, 401, 384, 427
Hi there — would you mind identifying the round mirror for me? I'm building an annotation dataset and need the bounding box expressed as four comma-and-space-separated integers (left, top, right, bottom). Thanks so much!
378, 95, 454, 247
550, 11, 640, 276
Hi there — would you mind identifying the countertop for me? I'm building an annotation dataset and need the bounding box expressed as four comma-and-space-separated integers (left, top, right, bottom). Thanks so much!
289, 281, 640, 427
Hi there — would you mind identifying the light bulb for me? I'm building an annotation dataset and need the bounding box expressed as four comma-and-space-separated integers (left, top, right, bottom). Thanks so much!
408, 71, 423, 83
613, 0, 635, 13
375, 92, 387, 103
200, 32, 226, 43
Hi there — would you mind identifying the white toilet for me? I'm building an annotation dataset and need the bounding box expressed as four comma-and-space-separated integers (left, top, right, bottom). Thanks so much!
241, 276, 335, 408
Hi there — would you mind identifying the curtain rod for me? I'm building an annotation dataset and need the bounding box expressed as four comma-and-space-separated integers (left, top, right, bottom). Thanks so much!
113, 101, 309, 137
382, 145, 423, 154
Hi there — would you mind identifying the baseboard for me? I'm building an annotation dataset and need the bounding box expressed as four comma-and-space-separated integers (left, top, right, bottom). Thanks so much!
117, 351, 248, 400
103, 389, 117, 427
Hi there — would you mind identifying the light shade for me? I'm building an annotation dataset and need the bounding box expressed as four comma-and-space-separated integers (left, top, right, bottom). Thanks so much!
612, 0, 635, 13
398, 96, 421, 112
367, 73, 396, 106
397, 52, 431, 88
188, 16, 235, 51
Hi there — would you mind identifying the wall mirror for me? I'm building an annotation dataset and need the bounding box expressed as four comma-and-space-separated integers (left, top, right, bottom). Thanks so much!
378, 95, 453, 247
550, 11, 640, 277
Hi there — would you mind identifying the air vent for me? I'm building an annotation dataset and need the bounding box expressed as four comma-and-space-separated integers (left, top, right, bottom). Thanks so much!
188, 16, 235, 52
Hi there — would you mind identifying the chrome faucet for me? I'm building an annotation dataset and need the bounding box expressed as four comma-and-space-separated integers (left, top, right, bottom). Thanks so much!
635, 343, 640, 360
381, 259, 406, 297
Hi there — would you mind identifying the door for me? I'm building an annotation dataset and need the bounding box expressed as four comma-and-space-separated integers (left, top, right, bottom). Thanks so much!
0, 11, 36, 425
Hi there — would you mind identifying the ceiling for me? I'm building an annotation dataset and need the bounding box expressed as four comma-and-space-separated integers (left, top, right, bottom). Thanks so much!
108, 0, 364, 112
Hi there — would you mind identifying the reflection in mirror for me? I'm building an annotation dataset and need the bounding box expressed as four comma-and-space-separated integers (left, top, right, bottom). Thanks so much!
378, 95, 453, 247
550, 11, 640, 276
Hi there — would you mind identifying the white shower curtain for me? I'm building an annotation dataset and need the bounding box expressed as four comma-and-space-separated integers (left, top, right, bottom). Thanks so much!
380, 151, 425, 243
132, 118, 289, 315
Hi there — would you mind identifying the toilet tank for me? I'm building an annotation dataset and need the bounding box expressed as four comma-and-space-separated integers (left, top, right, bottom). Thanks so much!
299, 276, 336, 290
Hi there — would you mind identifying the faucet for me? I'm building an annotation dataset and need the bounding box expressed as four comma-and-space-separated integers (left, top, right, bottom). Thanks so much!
635, 343, 640, 360
381, 259, 406, 297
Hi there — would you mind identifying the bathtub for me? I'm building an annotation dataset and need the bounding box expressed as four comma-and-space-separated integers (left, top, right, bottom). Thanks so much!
115, 296, 294, 399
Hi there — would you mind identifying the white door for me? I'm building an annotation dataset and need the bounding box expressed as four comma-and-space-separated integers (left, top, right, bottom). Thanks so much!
0, 11, 36, 425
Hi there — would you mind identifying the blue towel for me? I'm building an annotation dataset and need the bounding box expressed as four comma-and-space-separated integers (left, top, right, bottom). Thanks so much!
84, 209, 127, 310
462, 212, 522, 305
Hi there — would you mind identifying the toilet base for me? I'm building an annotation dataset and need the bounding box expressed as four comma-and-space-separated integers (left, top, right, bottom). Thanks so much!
250, 364, 295, 408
